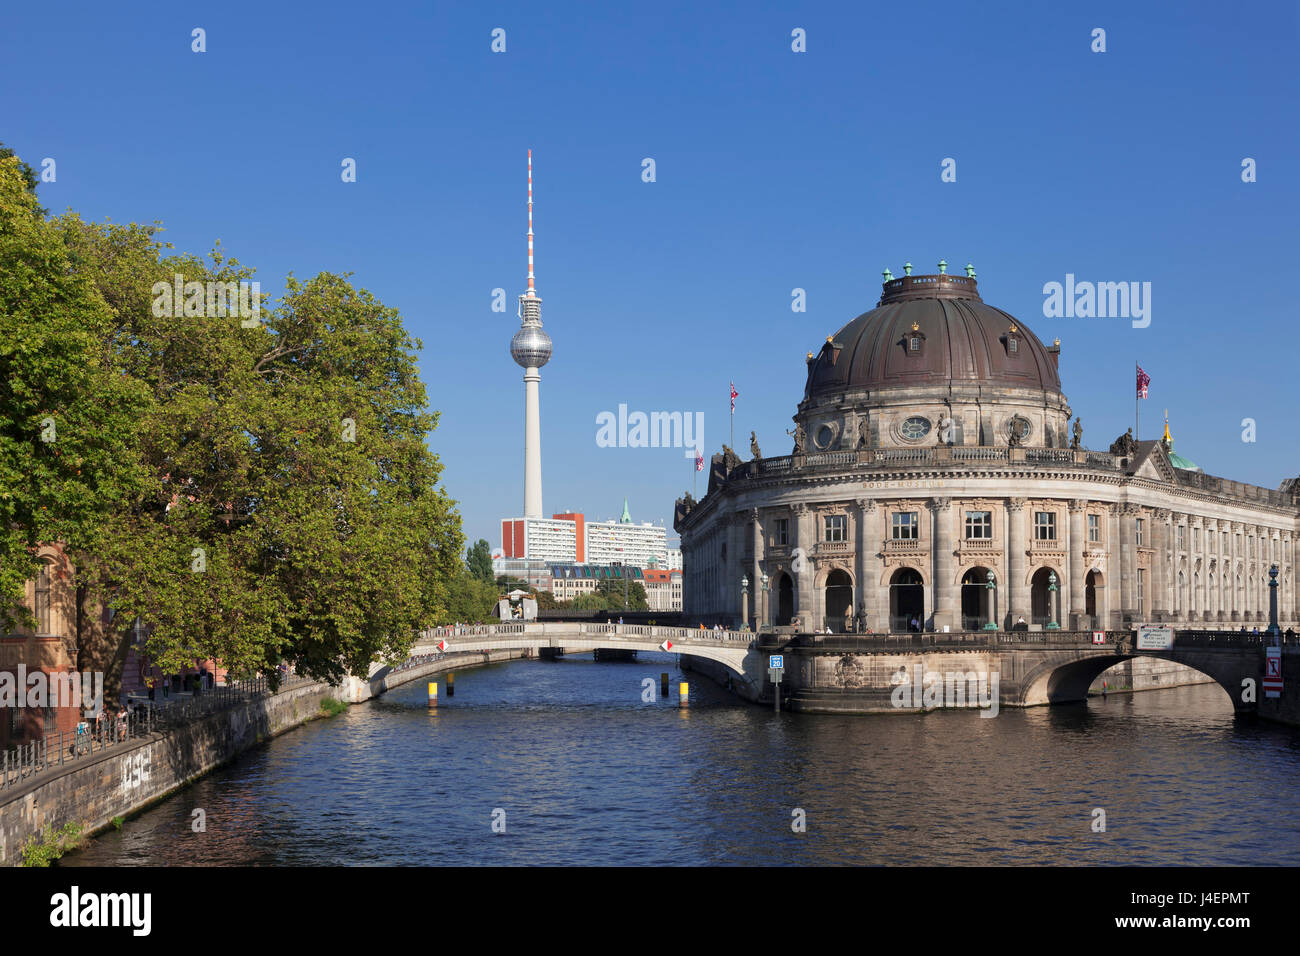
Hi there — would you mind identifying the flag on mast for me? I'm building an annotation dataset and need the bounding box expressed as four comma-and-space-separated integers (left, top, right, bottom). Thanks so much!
1136, 365, 1151, 399
730, 381, 738, 413
694, 449, 704, 472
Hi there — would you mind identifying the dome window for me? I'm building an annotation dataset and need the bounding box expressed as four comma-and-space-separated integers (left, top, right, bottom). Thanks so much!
904, 322, 926, 355
1002, 322, 1020, 356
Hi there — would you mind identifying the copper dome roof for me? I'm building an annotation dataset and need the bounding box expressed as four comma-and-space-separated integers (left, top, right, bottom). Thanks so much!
806, 273, 1062, 397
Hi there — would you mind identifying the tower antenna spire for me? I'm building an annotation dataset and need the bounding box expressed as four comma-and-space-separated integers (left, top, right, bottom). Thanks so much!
526, 148, 535, 297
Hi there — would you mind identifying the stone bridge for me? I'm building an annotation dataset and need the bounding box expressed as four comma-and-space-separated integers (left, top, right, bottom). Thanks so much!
403, 622, 1292, 715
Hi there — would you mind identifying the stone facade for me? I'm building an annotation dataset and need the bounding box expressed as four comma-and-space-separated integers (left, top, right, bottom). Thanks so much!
676, 272, 1299, 638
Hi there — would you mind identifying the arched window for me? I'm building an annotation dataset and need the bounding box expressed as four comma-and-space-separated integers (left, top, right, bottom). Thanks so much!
34, 562, 53, 634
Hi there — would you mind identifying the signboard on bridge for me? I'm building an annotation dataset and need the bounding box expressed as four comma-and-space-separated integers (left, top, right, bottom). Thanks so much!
769, 655, 784, 669
659, 640, 674, 652
435, 640, 448, 652
1264, 646, 1283, 698
1136, 626, 1173, 650
1091, 631, 1106, 645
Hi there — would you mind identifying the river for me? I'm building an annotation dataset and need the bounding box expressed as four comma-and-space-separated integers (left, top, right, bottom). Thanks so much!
59, 653, 1300, 866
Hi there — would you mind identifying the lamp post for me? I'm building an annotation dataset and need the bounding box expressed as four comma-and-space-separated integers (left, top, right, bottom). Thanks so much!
1046, 571, 1061, 630
984, 570, 998, 630
1268, 564, 1280, 644
741, 574, 750, 632
761, 571, 770, 631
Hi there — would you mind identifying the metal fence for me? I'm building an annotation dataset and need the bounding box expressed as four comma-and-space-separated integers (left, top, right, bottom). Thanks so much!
1, 673, 316, 793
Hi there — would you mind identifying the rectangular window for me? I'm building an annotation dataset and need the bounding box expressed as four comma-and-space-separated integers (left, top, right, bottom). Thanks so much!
1192, 527, 1199, 550
964, 510, 992, 539
892, 512, 918, 540
824, 515, 846, 542
774, 518, 788, 547
1008, 338, 1018, 354
1087, 514, 1100, 543
1136, 518, 1145, 547
1223, 531, 1228, 553
1176, 525, 1185, 550
1137, 568, 1145, 608
1034, 512, 1056, 541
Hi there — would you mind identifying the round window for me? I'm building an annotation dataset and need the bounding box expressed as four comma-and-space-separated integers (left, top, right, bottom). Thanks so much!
815, 424, 835, 449
900, 416, 931, 441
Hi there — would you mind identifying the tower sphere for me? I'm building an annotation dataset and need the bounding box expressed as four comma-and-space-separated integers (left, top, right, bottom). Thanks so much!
511, 323, 552, 368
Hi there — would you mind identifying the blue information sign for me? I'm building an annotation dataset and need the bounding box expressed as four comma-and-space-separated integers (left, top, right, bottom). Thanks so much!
769, 654, 784, 669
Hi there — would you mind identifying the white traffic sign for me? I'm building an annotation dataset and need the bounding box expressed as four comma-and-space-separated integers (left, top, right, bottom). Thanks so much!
1091, 631, 1105, 645
436, 639, 448, 652
1264, 646, 1283, 697
659, 640, 674, 652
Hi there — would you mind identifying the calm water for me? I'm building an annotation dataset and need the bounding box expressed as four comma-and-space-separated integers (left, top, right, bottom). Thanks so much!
60, 654, 1300, 866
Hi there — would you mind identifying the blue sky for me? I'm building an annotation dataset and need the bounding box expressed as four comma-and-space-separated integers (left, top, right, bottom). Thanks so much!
4, 1, 1298, 550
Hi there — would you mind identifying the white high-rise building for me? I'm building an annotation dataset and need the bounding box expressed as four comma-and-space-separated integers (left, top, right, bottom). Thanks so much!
584, 499, 668, 569
509, 150, 552, 518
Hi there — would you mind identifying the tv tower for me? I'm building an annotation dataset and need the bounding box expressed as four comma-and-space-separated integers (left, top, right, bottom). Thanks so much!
509, 150, 552, 518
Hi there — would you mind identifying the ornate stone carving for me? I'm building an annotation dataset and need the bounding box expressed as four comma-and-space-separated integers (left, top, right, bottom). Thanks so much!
834, 654, 868, 689
855, 497, 875, 512
857, 417, 870, 449
1068, 499, 1087, 513
1006, 497, 1026, 513
787, 422, 806, 455
927, 497, 951, 513
1070, 417, 1083, 450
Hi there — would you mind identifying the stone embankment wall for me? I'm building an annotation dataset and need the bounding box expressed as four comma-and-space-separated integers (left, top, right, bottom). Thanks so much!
1089, 658, 1214, 694
0, 649, 526, 866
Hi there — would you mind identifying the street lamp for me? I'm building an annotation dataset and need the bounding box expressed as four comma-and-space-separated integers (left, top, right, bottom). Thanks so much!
1268, 564, 1280, 644
984, 570, 998, 630
761, 571, 770, 630
1046, 571, 1061, 630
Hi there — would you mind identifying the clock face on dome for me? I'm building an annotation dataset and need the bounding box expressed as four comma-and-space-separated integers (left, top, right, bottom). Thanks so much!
901, 416, 931, 440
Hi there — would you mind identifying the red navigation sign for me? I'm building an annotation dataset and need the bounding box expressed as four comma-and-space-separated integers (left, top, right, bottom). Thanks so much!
436, 640, 449, 652
659, 640, 674, 652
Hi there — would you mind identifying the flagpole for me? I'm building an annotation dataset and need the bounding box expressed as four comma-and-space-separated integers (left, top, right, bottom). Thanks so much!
1135, 361, 1139, 441
729, 382, 735, 452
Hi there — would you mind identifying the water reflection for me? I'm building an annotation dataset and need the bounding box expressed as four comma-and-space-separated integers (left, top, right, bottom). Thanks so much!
60, 653, 1300, 866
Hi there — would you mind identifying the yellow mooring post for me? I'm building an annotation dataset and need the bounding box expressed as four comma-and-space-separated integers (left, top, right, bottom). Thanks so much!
679, 681, 689, 708
660, 672, 670, 698
447, 672, 455, 696
428, 682, 438, 709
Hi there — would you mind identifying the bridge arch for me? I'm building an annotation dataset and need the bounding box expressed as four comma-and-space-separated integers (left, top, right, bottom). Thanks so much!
1013, 649, 1248, 711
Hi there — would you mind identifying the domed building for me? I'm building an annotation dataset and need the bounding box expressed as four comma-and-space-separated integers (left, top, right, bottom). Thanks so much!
675, 264, 1299, 637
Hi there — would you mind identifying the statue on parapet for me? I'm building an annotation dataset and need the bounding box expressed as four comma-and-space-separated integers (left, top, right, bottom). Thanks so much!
721, 444, 742, 474
1108, 428, 1137, 458
1070, 417, 1083, 450
857, 418, 869, 449
750, 430, 762, 460
786, 422, 806, 455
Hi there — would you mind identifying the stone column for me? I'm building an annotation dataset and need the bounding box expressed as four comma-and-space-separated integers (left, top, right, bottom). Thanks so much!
854, 498, 874, 631
1106, 504, 1121, 628
1008, 498, 1028, 629
929, 497, 954, 631
1068, 499, 1086, 629
1119, 505, 1135, 623
1152, 509, 1170, 619
793, 503, 813, 630
750, 508, 763, 630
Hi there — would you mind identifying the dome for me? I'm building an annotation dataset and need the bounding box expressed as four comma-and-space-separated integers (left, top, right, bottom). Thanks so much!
510, 323, 552, 368
805, 272, 1062, 398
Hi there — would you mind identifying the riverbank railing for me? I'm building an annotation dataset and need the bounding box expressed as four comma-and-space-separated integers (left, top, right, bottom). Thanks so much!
0, 672, 316, 793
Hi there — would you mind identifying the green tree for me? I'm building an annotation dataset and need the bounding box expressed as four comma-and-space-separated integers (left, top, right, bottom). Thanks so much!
439, 570, 499, 623
595, 576, 648, 610
495, 575, 528, 592
0, 158, 149, 630
53, 214, 465, 685
466, 538, 494, 584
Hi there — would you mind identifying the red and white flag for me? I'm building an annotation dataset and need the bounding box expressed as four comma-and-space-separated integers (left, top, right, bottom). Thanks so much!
1136, 365, 1151, 399
730, 381, 738, 413
694, 449, 704, 472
